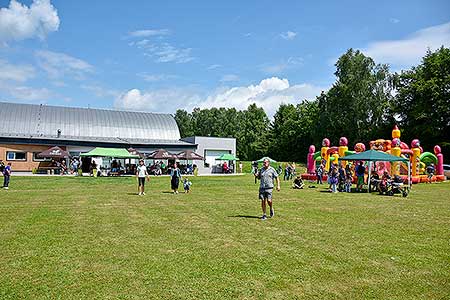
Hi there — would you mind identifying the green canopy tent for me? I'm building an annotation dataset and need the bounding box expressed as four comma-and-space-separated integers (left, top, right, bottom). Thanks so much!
80, 147, 140, 159
215, 153, 239, 161
215, 153, 239, 174
338, 150, 410, 192
256, 156, 277, 163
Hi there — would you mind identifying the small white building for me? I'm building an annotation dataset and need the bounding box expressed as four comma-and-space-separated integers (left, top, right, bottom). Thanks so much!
181, 136, 237, 175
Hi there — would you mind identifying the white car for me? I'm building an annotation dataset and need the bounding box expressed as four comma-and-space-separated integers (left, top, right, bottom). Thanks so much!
444, 164, 450, 179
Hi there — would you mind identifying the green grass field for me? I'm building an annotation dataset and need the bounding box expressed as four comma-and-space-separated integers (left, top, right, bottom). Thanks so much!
0, 175, 449, 299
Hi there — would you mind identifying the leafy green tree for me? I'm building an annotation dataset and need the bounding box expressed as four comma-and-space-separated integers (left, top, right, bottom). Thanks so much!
174, 109, 194, 138
269, 101, 319, 162
317, 49, 395, 146
393, 46, 450, 156
237, 104, 270, 160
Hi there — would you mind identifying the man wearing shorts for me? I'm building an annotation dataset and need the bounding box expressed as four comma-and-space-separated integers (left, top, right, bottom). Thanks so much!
136, 159, 149, 195
256, 158, 280, 220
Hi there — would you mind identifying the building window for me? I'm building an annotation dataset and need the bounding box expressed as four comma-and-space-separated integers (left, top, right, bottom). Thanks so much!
6, 151, 27, 161
33, 152, 51, 162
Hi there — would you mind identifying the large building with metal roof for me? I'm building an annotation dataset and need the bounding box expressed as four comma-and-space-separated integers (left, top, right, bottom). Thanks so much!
0, 102, 195, 171
0, 101, 183, 145
0, 101, 238, 174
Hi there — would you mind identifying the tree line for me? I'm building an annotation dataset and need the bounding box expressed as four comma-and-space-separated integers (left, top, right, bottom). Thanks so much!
175, 47, 450, 162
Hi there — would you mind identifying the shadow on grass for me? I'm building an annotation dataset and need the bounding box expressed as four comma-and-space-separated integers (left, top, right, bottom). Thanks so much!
229, 215, 260, 219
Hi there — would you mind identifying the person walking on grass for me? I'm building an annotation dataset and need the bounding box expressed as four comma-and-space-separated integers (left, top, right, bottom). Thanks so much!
251, 161, 258, 184
355, 161, 366, 192
2, 162, 12, 190
136, 159, 149, 196
255, 158, 280, 220
170, 162, 182, 194
183, 177, 192, 193
316, 164, 324, 184
329, 168, 339, 193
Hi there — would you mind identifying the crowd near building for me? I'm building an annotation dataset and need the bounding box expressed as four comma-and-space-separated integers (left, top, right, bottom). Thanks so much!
0, 102, 236, 175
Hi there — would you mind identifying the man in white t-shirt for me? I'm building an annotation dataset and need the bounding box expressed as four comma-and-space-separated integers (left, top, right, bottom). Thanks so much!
136, 159, 149, 195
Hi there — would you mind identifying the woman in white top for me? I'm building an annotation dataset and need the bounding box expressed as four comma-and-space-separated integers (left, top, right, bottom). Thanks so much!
136, 159, 149, 195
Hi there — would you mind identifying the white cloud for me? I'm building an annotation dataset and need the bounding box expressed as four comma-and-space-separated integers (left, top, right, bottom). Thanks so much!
364, 22, 450, 69
137, 73, 177, 82
389, 18, 400, 24
261, 57, 303, 74
127, 29, 194, 64
207, 64, 222, 70
220, 74, 239, 82
153, 43, 194, 63
11, 85, 52, 100
114, 88, 201, 112
0, 81, 53, 101
280, 31, 297, 40
0, 0, 59, 42
128, 29, 170, 38
0, 59, 35, 82
200, 77, 322, 116
114, 77, 324, 117
80, 84, 120, 98
35, 50, 94, 79
131, 40, 194, 64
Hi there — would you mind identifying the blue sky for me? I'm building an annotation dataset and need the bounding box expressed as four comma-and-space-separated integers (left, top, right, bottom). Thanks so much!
0, 0, 449, 116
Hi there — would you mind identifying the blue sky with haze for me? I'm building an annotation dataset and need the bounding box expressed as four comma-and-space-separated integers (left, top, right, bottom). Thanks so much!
0, 0, 449, 116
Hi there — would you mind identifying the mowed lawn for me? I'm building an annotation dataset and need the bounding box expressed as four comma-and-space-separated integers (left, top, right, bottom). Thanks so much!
0, 175, 449, 300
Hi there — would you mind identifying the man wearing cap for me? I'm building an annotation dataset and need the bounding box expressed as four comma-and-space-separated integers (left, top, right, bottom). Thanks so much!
255, 158, 281, 220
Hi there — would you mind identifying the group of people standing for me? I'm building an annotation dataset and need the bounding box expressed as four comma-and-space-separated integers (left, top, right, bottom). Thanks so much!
282, 163, 296, 181
316, 161, 361, 193
135, 160, 192, 196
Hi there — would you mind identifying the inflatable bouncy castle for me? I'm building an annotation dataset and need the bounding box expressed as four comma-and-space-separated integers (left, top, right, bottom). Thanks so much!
303, 125, 445, 183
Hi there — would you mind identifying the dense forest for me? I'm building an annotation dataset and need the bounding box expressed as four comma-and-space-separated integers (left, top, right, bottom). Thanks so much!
175, 47, 450, 162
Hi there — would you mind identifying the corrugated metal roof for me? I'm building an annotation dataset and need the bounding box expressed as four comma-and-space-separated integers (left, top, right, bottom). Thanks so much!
0, 102, 181, 141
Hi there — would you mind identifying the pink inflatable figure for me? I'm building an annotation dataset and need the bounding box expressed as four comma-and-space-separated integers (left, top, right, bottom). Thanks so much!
434, 145, 444, 176
354, 143, 366, 153
411, 139, 420, 149
307, 145, 316, 174
339, 137, 348, 147
392, 138, 401, 148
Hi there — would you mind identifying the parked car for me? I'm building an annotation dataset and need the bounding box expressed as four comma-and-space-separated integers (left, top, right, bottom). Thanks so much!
444, 164, 450, 179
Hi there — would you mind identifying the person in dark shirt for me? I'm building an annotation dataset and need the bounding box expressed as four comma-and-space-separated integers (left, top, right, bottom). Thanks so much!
292, 176, 305, 189
355, 161, 366, 192
426, 163, 435, 183
2, 162, 12, 190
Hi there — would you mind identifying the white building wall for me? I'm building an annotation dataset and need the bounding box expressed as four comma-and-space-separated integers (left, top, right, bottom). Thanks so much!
181, 136, 236, 175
